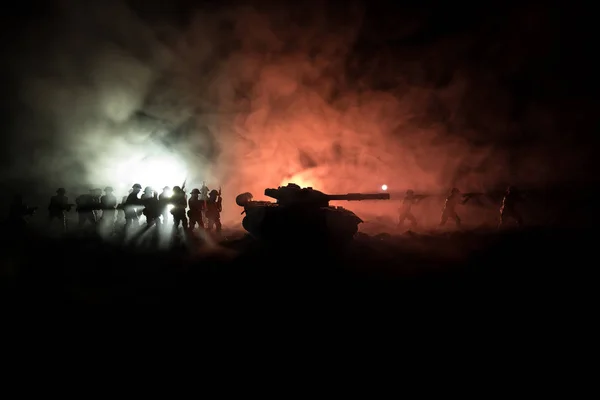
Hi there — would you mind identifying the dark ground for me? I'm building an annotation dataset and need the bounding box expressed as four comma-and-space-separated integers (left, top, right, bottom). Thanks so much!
1, 223, 595, 312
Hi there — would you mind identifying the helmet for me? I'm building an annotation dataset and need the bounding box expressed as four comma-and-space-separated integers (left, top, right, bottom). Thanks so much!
173, 186, 181, 192
191, 188, 200, 194
209, 189, 219, 196
236, 192, 253, 207
132, 183, 142, 190
104, 186, 113, 192
163, 186, 170, 191
144, 186, 153, 193
406, 190, 414, 196
56, 188, 66, 194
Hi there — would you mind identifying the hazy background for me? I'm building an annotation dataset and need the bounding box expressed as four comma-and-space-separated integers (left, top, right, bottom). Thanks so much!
0, 0, 596, 226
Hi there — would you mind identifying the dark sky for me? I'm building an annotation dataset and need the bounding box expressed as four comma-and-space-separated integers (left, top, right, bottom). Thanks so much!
0, 0, 597, 219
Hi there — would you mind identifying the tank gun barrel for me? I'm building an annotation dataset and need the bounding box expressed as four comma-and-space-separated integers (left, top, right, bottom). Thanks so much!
327, 193, 390, 201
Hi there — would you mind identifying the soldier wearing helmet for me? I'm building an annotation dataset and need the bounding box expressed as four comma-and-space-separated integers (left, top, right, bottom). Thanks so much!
439, 187, 468, 227
75, 189, 101, 229
398, 189, 427, 230
169, 186, 188, 230
141, 187, 160, 226
498, 185, 524, 228
187, 188, 206, 231
100, 186, 117, 233
159, 186, 172, 224
123, 183, 144, 229
48, 188, 73, 233
205, 188, 222, 234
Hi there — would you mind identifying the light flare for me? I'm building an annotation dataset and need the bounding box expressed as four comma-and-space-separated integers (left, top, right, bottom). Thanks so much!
381, 184, 388, 191
114, 154, 187, 193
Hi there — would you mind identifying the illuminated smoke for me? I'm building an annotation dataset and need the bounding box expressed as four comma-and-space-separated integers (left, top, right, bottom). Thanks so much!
2, 1, 583, 226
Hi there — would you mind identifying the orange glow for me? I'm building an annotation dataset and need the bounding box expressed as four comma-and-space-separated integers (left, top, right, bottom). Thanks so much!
280, 172, 320, 190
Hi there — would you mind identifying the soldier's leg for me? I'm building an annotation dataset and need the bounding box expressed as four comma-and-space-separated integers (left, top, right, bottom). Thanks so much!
182, 214, 188, 229
215, 217, 222, 233
498, 210, 506, 228
78, 213, 86, 228
453, 212, 461, 227
406, 212, 417, 228
439, 212, 449, 226
398, 213, 407, 227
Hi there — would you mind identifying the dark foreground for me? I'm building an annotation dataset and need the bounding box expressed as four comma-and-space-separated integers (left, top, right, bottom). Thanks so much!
1, 226, 595, 309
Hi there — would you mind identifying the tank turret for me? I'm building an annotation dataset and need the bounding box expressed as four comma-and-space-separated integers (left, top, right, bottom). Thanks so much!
237, 183, 390, 244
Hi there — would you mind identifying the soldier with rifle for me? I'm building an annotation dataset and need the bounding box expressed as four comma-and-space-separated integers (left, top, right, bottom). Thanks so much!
48, 187, 74, 233
188, 188, 206, 231
439, 188, 482, 227
141, 187, 161, 226
170, 181, 188, 230
100, 186, 117, 232
123, 184, 144, 229
398, 190, 428, 229
498, 185, 524, 227
76, 189, 101, 228
159, 186, 172, 225
205, 187, 222, 234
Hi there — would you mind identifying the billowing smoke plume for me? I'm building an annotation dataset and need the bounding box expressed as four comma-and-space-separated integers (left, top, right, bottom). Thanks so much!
2, 1, 590, 224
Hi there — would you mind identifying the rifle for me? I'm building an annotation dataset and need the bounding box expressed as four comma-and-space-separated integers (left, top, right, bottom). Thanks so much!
217, 186, 222, 212
462, 192, 485, 204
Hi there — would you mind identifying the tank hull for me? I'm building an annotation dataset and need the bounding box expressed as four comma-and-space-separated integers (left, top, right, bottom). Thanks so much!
242, 204, 363, 244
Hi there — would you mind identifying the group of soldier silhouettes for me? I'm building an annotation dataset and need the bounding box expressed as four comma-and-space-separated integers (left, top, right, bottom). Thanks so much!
43, 182, 223, 235
398, 185, 524, 229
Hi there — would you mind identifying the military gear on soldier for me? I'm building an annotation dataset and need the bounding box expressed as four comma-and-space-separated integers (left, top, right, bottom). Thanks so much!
205, 188, 222, 233
124, 185, 144, 228
159, 187, 172, 224
142, 190, 161, 226
169, 186, 188, 230
188, 188, 205, 231
439, 188, 467, 227
499, 185, 524, 227
48, 188, 72, 233
100, 187, 118, 232
76, 189, 101, 228
398, 190, 421, 229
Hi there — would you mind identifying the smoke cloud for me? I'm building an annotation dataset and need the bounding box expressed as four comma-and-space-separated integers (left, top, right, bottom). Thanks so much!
1, 1, 593, 225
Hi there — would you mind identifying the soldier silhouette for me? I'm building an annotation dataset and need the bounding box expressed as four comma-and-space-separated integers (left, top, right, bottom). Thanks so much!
124, 184, 144, 229
205, 189, 222, 233
498, 185, 524, 227
398, 190, 426, 229
188, 188, 205, 231
169, 186, 188, 231
48, 188, 73, 233
76, 189, 100, 228
159, 186, 171, 225
439, 188, 468, 227
100, 186, 117, 232
141, 187, 160, 226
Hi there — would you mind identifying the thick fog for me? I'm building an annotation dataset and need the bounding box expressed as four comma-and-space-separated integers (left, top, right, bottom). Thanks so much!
1, 1, 592, 225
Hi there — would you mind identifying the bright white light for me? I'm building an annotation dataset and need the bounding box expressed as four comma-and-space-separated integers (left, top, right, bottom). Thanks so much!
114, 154, 187, 192
164, 189, 173, 198
166, 204, 174, 211
381, 184, 388, 191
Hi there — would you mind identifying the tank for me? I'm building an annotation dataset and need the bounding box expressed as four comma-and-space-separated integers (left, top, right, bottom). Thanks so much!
236, 183, 390, 244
